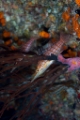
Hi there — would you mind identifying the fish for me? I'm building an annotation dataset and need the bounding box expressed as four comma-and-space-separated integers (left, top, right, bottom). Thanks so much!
21, 37, 37, 52
31, 32, 73, 82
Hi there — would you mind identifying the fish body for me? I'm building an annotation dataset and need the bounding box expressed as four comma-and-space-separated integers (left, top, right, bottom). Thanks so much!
21, 38, 37, 52
32, 32, 72, 81
58, 54, 80, 71
32, 60, 53, 81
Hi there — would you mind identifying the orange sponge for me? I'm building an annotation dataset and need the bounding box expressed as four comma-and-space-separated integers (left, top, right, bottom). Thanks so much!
39, 31, 50, 38
75, 0, 80, 6
3, 30, 11, 38
0, 17, 6, 26
0, 11, 4, 19
62, 11, 70, 22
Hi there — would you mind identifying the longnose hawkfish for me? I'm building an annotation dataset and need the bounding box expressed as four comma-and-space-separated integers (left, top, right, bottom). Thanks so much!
21, 37, 38, 52
31, 32, 73, 82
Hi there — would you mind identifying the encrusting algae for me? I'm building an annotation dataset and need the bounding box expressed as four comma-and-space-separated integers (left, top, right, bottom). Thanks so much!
58, 54, 80, 71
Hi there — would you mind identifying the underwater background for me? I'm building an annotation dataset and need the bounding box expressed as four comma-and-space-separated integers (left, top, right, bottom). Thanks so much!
0, 0, 80, 120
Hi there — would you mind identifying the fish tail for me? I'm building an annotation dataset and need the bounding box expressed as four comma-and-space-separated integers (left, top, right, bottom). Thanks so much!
31, 72, 39, 82
31, 76, 36, 82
